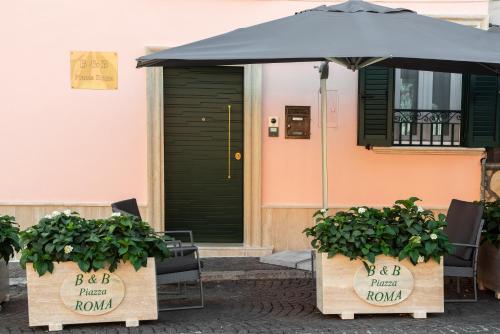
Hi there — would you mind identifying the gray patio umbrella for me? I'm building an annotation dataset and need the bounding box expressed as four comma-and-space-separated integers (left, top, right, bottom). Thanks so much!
137, 0, 500, 210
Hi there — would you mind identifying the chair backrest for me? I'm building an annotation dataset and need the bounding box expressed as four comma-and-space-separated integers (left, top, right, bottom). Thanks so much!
111, 198, 142, 220
444, 199, 483, 261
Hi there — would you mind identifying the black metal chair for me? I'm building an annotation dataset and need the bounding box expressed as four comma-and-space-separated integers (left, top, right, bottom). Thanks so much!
444, 199, 484, 302
111, 198, 204, 311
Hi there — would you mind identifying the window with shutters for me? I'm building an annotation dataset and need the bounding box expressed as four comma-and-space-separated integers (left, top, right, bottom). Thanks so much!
358, 66, 500, 148
393, 69, 463, 146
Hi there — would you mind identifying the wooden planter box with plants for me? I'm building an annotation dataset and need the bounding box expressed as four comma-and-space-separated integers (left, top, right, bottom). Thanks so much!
19, 210, 171, 331
304, 198, 452, 319
477, 200, 500, 299
0, 215, 21, 310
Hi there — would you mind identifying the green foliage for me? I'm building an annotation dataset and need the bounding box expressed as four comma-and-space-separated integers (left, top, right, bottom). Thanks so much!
20, 210, 171, 276
477, 200, 500, 248
0, 215, 20, 264
303, 197, 453, 266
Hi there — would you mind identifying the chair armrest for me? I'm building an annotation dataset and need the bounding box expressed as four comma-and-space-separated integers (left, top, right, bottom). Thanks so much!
165, 240, 182, 247
168, 245, 199, 257
451, 242, 478, 249
158, 230, 194, 245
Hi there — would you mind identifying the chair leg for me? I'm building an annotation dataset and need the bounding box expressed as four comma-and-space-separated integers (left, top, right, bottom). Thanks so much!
445, 275, 478, 303
311, 251, 314, 291
473, 274, 478, 302
158, 278, 204, 312
199, 277, 205, 308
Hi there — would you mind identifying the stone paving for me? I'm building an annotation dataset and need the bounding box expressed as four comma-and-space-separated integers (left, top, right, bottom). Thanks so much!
1, 259, 499, 334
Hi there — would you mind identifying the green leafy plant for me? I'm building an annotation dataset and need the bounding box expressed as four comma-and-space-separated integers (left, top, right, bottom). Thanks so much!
304, 197, 453, 267
0, 215, 20, 264
20, 210, 171, 276
478, 200, 500, 248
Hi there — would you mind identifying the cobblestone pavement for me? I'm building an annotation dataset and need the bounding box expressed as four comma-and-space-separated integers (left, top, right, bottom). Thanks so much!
1, 279, 499, 334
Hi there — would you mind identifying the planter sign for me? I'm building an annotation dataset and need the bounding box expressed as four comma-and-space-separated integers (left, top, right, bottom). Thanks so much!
353, 260, 414, 306
316, 254, 443, 319
26, 259, 158, 331
60, 271, 125, 315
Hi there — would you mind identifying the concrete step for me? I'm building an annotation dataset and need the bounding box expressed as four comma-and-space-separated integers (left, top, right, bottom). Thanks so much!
259, 250, 314, 271
7, 258, 313, 284
202, 269, 311, 281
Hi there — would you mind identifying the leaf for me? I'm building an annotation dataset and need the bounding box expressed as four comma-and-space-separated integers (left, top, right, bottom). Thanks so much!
88, 234, 100, 243
93, 260, 104, 270
44, 243, 55, 254
409, 250, 419, 264
35, 261, 49, 276
77, 259, 91, 272
424, 242, 437, 255
367, 252, 376, 264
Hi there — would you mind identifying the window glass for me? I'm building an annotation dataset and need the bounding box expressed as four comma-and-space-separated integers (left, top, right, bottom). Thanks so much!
432, 72, 451, 110
394, 69, 462, 110
397, 69, 419, 109
393, 69, 462, 146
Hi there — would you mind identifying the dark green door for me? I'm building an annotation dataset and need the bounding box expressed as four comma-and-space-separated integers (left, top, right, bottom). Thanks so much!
163, 67, 244, 243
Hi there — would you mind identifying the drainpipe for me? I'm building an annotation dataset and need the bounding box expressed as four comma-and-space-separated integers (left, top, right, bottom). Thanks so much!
319, 61, 330, 210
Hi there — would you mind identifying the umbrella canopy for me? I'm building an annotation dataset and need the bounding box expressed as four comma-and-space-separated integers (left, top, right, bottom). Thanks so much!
137, 0, 500, 74
137, 0, 500, 210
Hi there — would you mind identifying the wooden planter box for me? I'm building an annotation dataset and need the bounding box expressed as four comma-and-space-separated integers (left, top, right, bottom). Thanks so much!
26, 257, 158, 331
316, 253, 444, 319
478, 242, 500, 299
0, 261, 9, 308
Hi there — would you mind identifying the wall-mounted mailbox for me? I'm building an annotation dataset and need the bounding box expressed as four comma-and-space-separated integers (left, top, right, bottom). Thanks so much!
285, 106, 311, 139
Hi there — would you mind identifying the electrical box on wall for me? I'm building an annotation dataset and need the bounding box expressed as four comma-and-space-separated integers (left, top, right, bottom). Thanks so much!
268, 116, 279, 137
285, 106, 311, 139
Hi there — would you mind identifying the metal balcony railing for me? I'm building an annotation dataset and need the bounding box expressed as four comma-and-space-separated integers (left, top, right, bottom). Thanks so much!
393, 109, 462, 146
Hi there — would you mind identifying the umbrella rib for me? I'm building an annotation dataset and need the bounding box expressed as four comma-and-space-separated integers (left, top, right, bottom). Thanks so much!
325, 57, 350, 69
476, 62, 500, 75
325, 56, 392, 71
358, 56, 392, 69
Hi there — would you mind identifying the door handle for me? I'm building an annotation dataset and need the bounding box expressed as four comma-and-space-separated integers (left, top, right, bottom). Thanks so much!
227, 105, 231, 179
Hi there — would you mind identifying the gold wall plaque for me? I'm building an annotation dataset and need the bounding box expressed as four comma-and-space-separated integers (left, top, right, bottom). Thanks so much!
70, 51, 118, 90
353, 260, 414, 306
60, 270, 125, 315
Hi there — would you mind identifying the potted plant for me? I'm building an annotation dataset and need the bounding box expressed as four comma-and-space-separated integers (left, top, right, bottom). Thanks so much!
20, 210, 171, 331
477, 200, 500, 299
304, 197, 453, 319
0, 215, 20, 309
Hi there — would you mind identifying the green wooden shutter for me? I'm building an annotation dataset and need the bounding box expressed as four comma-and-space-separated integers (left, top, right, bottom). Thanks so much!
358, 66, 394, 147
464, 74, 500, 147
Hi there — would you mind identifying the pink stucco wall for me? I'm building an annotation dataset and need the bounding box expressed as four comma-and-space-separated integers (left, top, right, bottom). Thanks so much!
0, 0, 488, 207
262, 63, 484, 209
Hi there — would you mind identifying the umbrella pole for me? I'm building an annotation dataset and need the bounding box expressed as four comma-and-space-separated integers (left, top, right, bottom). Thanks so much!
319, 61, 329, 210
